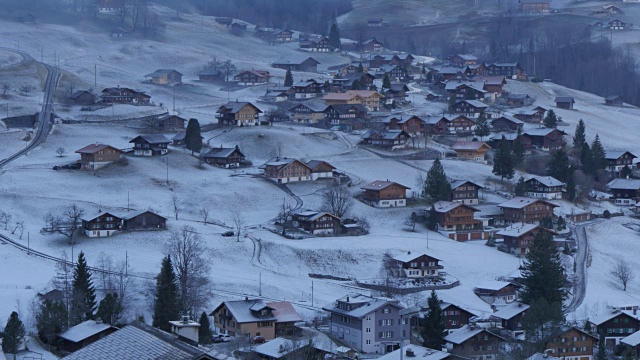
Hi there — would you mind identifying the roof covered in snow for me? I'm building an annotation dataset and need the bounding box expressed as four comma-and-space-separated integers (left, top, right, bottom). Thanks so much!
361, 180, 410, 191
525, 175, 565, 187
491, 302, 530, 320
322, 294, 402, 319
376, 344, 451, 360
496, 223, 541, 238
474, 280, 517, 291
607, 178, 640, 190
498, 196, 558, 209
58, 320, 115, 343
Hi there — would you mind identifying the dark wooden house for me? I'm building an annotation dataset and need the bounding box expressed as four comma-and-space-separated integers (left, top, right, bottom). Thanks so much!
291, 210, 340, 235
382, 115, 424, 136
498, 197, 558, 225
158, 114, 186, 132
81, 212, 123, 238
497, 223, 556, 255
544, 327, 598, 359
100, 87, 150, 104
144, 69, 182, 85
491, 115, 524, 132
450, 180, 483, 205
203, 146, 246, 168
605, 95, 623, 107
361, 129, 410, 150
607, 178, 640, 206
234, 70, 272, 86
69, 90, 96, 105
323, 104, 368, 126
361, 180, 410, 208
605, 151, 637, 173
216, 101, 263, 126
121, 211, 167, 231
491, 302, 529, 337
58, 320, 118, 353
431, 201, 482, 232
555, 96, 575, 109
590, 310, 640, 347
522, 128, 566, 151
444, 324, 507, 359
129, 134, 170, 156
75, 144, 123, 171
440, 303, 477, 332
272, 56, 320, 72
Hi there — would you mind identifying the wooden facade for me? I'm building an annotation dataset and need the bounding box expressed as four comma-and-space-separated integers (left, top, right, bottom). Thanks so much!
361, 181, 410, 208
291, 211, 340, 235
499, 197, 558, 225
451, 142, 491, 162
144, 69, 182, 85
100, 87, 150, 104
234, 70, 271, 86
382, 116, 425, 136
263, 159, 312, 183
203, 146, 246, 168
445, 326, 506, 360
432, 201, 481, 231
544, 327, 598, 359
75, 144, 123, 170
216, 101, 263, 126
450, 180, 483, 205
129, 135, 170, 156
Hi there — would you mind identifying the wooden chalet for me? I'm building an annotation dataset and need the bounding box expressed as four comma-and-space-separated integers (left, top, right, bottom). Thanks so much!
473, 281, 520, 304
58, 320, 118, 353
262, 158, 311, 183
431, 201, 482, 232
451, 99, 488, 118
322, 90, 384, 112
605, 150, 637, 173
361, 180, 410, 208
422, 116, 450, 135
497, 223, 555, 255
98, 0, 121, 13
216, 101, 263, 126
82, 212, 123, 237
291, 210, 340, 235
605, 95, 624, 107
323, 104, 368, 126
211, 299, 281, 340
435, 303, 478, 333
490, 114, 524, 132
448, 54, 479, 67
445, 82, 486, 101
144, 69, 182, 85
291, 79, 323, 99
444, 324, 507, 359
361, 129, 410, 150
544, 327, 598, 359
519, 0, 550, 13
490, 302, 530, 337
590, 309, 640, 347
69, 90, 96, 105
274, 29, 293, 42
272, 56, 320, 72
474, 76, 507, 95
299, 36, 332, 52
376, 64, 409, 82
337, 72, 376, 90
203, 146, 246, 168
75, 144, 123, 170
392, 253, 443, 278
381, 115, 425, 136
121, 211, 167, 232
522, 128, 566, 151
451, 141, 491, 162
288, 102, 325, 124
513, 106, 546, 124
524, 175, 565, 200
234, 70, 271, 86
486, 62, 526, 79
607, 178, 640, 206
384, 83, 410, 105
506, 93, 532, 107
450, 180, 483, 205
306, 160, 335, 180
498, 196, 558, 225
158, 114, 186, 132
129, 134, 170, 156
360, 38, 384, 52
198, 70, 222, 82
366, 53, 415, 69
100, 87, 150, 104
555, 96, 575, 109
609, 19, 627, 30
465, 63, 489, 77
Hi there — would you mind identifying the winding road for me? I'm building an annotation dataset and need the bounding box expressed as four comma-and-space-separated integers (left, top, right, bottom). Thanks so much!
565, 219, 602, 313
0, 48, 58, 169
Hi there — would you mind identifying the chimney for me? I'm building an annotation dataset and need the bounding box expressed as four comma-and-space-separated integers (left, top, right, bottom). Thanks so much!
170, 317, 200, 346
405, 348, 416, 357
95, 317, 103, 324
634, 308, 637, 315
245, 296, 249, 301
346, 296, 350, 303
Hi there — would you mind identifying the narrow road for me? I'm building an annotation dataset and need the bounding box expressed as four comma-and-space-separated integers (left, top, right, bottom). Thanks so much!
565, 219, 602, 313
0, 48, 58, 169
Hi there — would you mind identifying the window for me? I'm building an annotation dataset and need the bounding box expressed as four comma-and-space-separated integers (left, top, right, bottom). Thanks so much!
366, 328, 371, 333
366, 315, 372, 321
382, 308, 390, 314
366, 339, 371, 345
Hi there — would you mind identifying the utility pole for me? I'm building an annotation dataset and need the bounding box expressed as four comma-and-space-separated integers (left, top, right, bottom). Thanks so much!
259, 272, 262, 296
172, 87, 176, 114
127, 190, 130, 211
27, 232, 30, 255
40, 46, 43, 63
311, 281, 314, 307
95, 64, 97, 87
166, 157, 169, 185
125, 251, 128, 276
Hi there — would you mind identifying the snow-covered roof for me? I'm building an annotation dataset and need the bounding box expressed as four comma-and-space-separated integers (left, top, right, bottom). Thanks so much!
273, 55, 320, 66
129, 134, 171, 144
81, 211, 122, 222
451, 141, 490, 151
450, 179, 484, 190
120, 210, 167, 221
498, 196, 557, 209
454, 54, 478, 61
219, 101, 262, 114
393, 252, 441, 263
622, 330, 640, 346
458, 99, 488, 108
361, 180, 409, 191
63, 321, 215, 360
496, 223, 540, 237
306, 160, 335, 171
59, 320, 115, 343
75, 143, 121, 154
490, 132, 519, 141
590, 309, 640, 326
525, 175, 565, 187
267, 301, 303, 323
491, 302, 529, 320
444, 325, 484, 344
322, 294, 402, 319
523, 128, 565, 137
494, 114, 524, 125
203, 147, 243, 159
144, 69, 182, 78
605, 150, 636, 160
474, 280, 515, 291
376, 344, 450, 360
213, 299, 277, 323
432, 201, 479, 214
527, 353, 561, 360
607, 178, 640, 191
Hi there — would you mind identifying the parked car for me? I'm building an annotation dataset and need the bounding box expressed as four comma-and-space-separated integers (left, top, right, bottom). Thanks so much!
213, 334, 234, 342
221, 231, 234, 237
251, 336, 266, 344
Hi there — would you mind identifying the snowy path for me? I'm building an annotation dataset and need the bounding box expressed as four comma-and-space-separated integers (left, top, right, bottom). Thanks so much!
566, 219, 603, 314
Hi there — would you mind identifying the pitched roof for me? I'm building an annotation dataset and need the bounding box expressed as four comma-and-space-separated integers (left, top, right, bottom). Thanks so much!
474, 280, 517, 291
491, 132, 519, 141
62, 321, 219, 360
70, 90, 94, 99
219, 101, 262, 114
605, 150, 636, 160
508, 93, 530, 100
75, 144, 121, 154
590, 309, 640, 326
376, 344, 451, 360
491, 302, 530, 320
622, 330, 640, 347
494, 114, 524, 125
451, 141, 491, 151
528, 353, 561, 360
203, 147, 244, 159
445, 325, 505, 344
145, 69, 182, 78
267, 301, 303, 323
392, 252, 441, 263
525, 175, 565, 187
450, 180, 484, 190
272, 56, 320, 66
432, 201, 479, 214
555, 96, 574, 103
455, 99, 488, 108
306, 160, 335, 171
212, 299, 277, 323
325, 103, 368, 114
129, 134, 171, 144
607, 178, 640, 191
361, 180, 410, 191
523, 128, 566, 137
498, 196, 558, 209
81, 211, 123, 223
37, 289, 64, 303
322, 294, 402, 319
496, 223, 541, 238
120, 210, 167, 221
59, 320, 115, 343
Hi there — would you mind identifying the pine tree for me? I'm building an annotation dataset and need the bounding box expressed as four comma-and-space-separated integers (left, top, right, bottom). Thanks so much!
424, 158, 452, 201
513, 129, 525, 167
544, 109, 558, 128
547, 148, 570, 183
556, 216, 566, 231
421, 290, 446, 350
357, 62, 364, 73
621, 165, 633, 179
485, 234, 496, 247
427, 207, 438, 231
474, 112, 490, 140
448, 93, 456, 110
573, 119, 586, 149
152, 255, 180, 332
350, 79, 362, 90
521, 231, 565, 305
515, 176, 527, 196
464, 87, 476, 100
328, 20, 341, 50
382, 74, 391, 89
369, 84, 378, 91
71, 251, 96, 325
590, 134, 607, 174
580, 143, 593, 175
520, 298, 563, 342
2, 311, 26, 360
97, 293, 123, 325
36, 300, 68, 346
596, 330, 606, 360
492, 141, 515, 181
199, 312, 213, 344
284, 69, 293, 87
185, 118, 202, 155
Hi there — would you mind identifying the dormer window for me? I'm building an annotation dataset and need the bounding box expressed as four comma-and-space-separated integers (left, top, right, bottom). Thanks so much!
261, 309, 268, 316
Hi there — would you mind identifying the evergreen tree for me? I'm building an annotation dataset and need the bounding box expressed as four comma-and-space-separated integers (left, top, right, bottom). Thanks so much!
544, 109, 558, 128
596, 330, 606, 360
424, 158, 452, 201
590, 134, 607, 174
152, 255, 180, 332
427, 207, 438, 231
474, 112, 490, 140
573, 119, 586, 149
284, 69, 293, 87
513, 128, 525, 167
521, 231, 565, 305
448, 92, 456, 110
547, 148, 570, 183
369, 84, 378, 91
421, 290, 446, 350
357, 62, 364, 73
36, 300, 68, 346
464, 87, 476, 100
2, 311, 26, 360
199, 312, 213, 344
492, 140, 515, 181
185, 118, 203, 155
556, 216, 566, 231
350, 79, 362, 90
540, 216, 553, 229
382, 74, 391, 89
580, 143, 593, 175
515, 176, 527, 196
621, 165, 633, 179
520, 298, 563, 343
97, 293, 123, 326
566, 168, 577, 201
71, 251, 96, 325
485, 234, 496, 247
328, 20, 341, 50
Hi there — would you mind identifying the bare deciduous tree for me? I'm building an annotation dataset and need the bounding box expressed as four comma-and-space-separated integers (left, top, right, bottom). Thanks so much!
56, 147, 66, 157
404, 212, 417, 232
164, 226, 212, 314
200, 206, 209, 225
321, 186, 353, 218
271, 139, 284, 159
12, 221, 24, 239
172, 196, 181, 221
42, 204, 84, 244
230, 210, 244, 242
0, 211, 11, 230
611, 259, 633, 291
277, 199, 295, 236
19, 85, 33, 95
1, 83, 9, 97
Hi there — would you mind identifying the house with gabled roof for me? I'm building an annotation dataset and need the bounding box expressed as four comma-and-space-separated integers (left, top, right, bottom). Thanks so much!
513, 105, 546, 124
291, 79, 324, 99
474, 281, 520, 304
216, 101, 263, 126
450, 180, 483, 205
444, 324, 507, 359
487, 62, 525, 79
58, 319, 118, 353
555, 96, 575, 109
272, 56, 320, 72
525, 175, 565, 200
121, 210, 167, 232
439, 302, 479, 333
252, 337, 332, 359
306, 160, 335, 180
544, 327, 598, 360
361, 180, 410, 208
299, 36, 333, 52
431, 201, 482, 232
474, 76, 507, 94
234, 70, 271, 86
605, 150, 637, 173
322, 293, 410, 354
384, 83, 410, 105
607, 178, 640, 205
361, 38, 385, 52
381, 115, 424, 136
377, 344, 451, 360
81, 212, 124, 238
157, 114, 186, 132
491, 114, 524, 132
491, 301, 530, 337
445, 81, 487, 101
497, 223, 556, 255
211, 298, 279, 340
498, 196, 558, 225
144, 69, 182, 85
69, 90, 96, 105
129, 134, 171, 156
323, 90, 384, 112
589, 309, 640, 347
261, 158, 312, 183
203, 146, 245, 168
451, 99, 489, 118
75, 144, 123, 170
392, 252, 443, 278
291, 210, 340, 235
100, 87, 150, 104
506, 93, 532, 107
362, 130, 410, 150
324, 104, 368, 126
449, 54, 479, 67
288, 101, 325, 124
451, 141, 491, 162
522, 128, 566, 151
